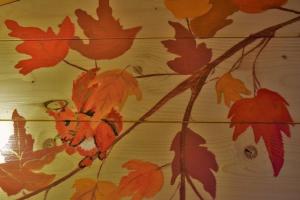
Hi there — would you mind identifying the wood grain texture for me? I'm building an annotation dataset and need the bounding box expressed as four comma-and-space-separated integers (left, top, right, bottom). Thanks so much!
0, 0, 299, 199
0, 0, 299, 39
0, 38, 299, 122
1, 122, 299, 200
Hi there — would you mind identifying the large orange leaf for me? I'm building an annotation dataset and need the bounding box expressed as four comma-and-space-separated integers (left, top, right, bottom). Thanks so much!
83, 69, 142, 125
190, 0, 238, 38
72, 68, 99, 111
71, 178, 120, 200
118, 160, 164, 200
233, 0, 287, 13
216, 73, 251, 106
70, 0, 141, 60
164, 0, 212, 19
0, 110, 64, 195
228, 88, 294, 176
162, 21, 212, 75
5, 17, 74, 75
171, 128, 218, 198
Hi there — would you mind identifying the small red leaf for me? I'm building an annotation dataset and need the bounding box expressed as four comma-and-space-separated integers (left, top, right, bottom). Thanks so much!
228, 88, 294, 176
5, 17, 74, 75
162, 21, 212, 75
171, 128, 218, 198
70, 0, 141, 60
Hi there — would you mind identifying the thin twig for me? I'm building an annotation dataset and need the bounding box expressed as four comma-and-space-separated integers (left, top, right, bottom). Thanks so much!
0, 0, 20, 7
229, 39, 266, 72
17, 167, 83, 200
63, 59, 88, 72
43, 189, 50, 200
96, 160, 105, 180
169, 183, 180, 200
275, 7, 300, 15
135, 73, 182, 78
252, 38, 272, 94
185, 18, 193, 34
186, 175, 204, 200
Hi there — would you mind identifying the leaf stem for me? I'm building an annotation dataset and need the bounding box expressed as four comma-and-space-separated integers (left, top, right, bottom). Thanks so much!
135, 73, 182, 78
43, 189, 50, 200
63, 59, 88, 72
252, 38, 272, 94
186, 175, 204, 200
275, 7, 300, 15
0, 0, 20, 7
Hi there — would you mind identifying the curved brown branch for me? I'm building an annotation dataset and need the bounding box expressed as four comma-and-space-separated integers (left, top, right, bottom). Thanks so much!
17, 167, 83, 200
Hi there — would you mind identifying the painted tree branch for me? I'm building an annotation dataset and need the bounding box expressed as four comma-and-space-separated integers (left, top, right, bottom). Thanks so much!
18, 15, 300, 200
111, 15, 300, 148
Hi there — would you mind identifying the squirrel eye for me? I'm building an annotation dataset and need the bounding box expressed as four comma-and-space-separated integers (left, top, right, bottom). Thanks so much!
64, 120, 71, 126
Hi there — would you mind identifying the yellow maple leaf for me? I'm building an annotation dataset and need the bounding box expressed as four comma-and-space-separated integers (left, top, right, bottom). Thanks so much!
118, 160, 164, 200
83, 69, 142, 127
216, 73, 251, 106
164, 0, 212, 19
71, 179, 120, 200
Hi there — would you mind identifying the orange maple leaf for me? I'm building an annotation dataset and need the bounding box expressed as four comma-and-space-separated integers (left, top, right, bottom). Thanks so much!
190, 0, 238, 38
72, 68, 99, 112
0, 110, 64, 196
233, 0, 287, 13
83, 69, 142, 125
162, 21, 212, 75
70, 0, 141, 60
171, 128, 218, 198
216, 73, 251, 106
5, 17, 74, 75
164, 0, 212, 19
71, 179, 120, 200
228, 88, 294, 176
118, 160, 164, 200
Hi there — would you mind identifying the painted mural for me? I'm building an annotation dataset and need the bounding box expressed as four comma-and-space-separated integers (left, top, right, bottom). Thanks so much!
0, 0, 299, 199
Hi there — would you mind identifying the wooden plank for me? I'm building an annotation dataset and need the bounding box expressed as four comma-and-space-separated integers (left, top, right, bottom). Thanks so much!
0, 122, 299, 199
0, 38, 299, 122
0, 0, 299, 39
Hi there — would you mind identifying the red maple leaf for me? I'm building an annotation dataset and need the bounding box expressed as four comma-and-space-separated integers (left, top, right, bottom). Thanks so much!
228, 88, 294, 176
5, 17, 75, 75
0, 110, 64, 195
162, 21, 212, 75
170, 128, 218, 198
70, 0, 141, 60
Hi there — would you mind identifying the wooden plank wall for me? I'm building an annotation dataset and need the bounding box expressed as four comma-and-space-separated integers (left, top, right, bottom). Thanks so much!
0, 0, 299, 199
